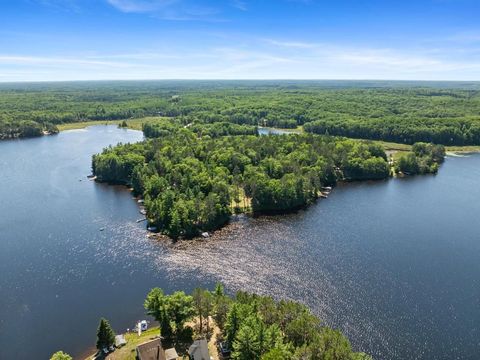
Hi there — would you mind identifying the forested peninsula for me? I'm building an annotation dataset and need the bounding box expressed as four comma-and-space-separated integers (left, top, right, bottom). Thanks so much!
2, 81, 480, 145
144, 286, 372, 360
56, 286, 372, 360
0, 120, 58, 139
92, 119, 445, 240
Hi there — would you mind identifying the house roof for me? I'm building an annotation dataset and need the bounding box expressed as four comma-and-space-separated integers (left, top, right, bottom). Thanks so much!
188, 339, 210, 360
165, 347, 178, 360
136, 338, 167, 360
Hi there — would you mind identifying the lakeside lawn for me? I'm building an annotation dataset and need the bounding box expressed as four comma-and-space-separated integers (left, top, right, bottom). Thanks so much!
84, 317, 222, 360
84, 327, 160, 360
58, 120, 121, 131
377, 140, 480, 154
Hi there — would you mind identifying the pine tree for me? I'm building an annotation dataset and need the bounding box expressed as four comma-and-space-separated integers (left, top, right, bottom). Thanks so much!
225, 303, 241, 347
232, 316, 262, 360
203, 290, 213, 334
214, 283, 225, 298
96, 318, 115, 350
193, 288, 205, 334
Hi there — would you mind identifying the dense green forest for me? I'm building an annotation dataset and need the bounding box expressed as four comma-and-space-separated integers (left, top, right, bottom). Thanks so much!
142, 118, 258, 138
395, 143, 446, 175
93, 131, 390, 239
144, 285, 372, 360
0, 120, 58, 139
2, 80, 480, 144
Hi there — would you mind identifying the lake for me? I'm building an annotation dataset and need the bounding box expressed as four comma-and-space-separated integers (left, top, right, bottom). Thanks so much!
0, 126, 479, 359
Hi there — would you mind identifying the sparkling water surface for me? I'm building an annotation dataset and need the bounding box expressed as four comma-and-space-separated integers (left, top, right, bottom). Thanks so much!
0, 126, 479, 359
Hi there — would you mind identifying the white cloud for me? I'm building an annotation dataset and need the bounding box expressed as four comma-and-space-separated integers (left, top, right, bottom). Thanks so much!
105, 0, 223, 21
106, 0, 178, 13
231, 0, 247, 11
265, 39, 319, 49
3, 37, 480, 81
0, 55, 135, 68
263, 38, 480, 77
32, 0, 81, 11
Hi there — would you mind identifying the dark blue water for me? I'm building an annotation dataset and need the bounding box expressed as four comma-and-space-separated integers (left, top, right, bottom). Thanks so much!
0, 127, 479, 359
0, 127, 192, 359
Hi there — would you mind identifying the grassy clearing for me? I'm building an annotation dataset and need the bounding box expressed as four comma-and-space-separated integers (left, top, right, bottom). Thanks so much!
373, 140, 480, 154
88, 318, 222, 360
84, 327, 161, 360
125, 117, 169, 131
57, 117, 169, 132
230, 187, 252, 213
281, 125, 304, 133
445, 145, 480, 153
391, 150, 409, 161
57, 120, 120, 131
371, 140, 412, 152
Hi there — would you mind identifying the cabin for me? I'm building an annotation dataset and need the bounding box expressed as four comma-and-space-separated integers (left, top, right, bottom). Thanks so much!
136, 338, 178, 360
188, 339, 210, 360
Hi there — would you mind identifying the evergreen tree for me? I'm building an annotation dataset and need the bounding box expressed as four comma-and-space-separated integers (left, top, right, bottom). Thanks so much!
192, 288, 205, 334
225, 303, 241, 347
232, 316, 262, 360
202, 290, 214, 334
261, 347, 293, 360
96, 318, 115, 350
214, 294, 230, 330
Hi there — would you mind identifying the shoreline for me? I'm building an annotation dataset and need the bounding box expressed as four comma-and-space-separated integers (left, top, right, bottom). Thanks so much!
81, 327, 161, 360
57, 117, 168, 132
3, 120, 480, 155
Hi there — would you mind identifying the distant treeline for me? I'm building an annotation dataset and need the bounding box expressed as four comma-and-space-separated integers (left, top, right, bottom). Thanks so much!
2, 81, 480, 144
303, 117, 480, 146
93, 132, 391, 239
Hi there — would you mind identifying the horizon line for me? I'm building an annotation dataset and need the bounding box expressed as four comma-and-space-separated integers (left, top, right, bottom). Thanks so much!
1, 78, 480, 84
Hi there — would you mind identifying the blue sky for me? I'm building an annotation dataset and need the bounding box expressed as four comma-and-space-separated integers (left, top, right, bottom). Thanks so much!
1, 0, 480, 81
